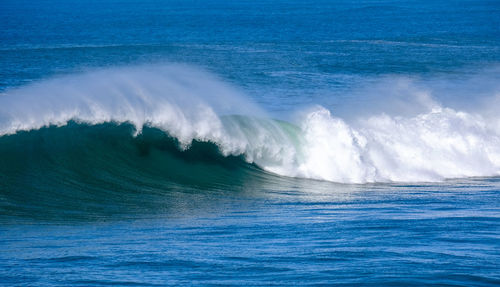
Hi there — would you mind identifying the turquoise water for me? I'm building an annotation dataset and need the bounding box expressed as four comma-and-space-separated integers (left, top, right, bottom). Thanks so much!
1, 0, 500, 285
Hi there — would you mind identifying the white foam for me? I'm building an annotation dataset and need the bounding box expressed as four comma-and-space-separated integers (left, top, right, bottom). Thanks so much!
286, 106, 500, 183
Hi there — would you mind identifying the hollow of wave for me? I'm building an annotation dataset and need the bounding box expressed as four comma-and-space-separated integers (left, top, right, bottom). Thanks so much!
0, 122, 298, 220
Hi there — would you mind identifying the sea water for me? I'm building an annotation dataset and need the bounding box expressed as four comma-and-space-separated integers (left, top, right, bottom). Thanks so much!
1, 0, 499, 285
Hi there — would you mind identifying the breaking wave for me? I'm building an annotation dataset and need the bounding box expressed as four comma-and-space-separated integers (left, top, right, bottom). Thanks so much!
1, 64, 500, 185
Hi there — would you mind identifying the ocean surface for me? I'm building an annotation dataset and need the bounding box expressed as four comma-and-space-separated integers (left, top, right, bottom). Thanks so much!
1, 0, 500, 285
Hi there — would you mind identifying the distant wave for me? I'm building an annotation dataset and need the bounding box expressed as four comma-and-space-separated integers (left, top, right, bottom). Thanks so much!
1, 64, 500, 184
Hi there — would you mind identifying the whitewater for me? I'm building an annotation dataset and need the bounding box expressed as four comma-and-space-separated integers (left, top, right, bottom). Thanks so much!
1, 64, 500, 184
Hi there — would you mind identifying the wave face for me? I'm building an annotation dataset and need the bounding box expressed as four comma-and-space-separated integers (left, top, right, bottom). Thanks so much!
1, 64, 500, 185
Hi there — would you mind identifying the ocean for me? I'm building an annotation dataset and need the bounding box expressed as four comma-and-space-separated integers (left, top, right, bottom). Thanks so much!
1, 0, 499, 285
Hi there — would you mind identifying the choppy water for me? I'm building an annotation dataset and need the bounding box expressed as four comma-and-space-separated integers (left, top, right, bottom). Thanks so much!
1, 0, 499, 285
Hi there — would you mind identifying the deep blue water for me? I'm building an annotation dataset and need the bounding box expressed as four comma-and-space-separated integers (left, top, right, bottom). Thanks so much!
1, 0, 500, 286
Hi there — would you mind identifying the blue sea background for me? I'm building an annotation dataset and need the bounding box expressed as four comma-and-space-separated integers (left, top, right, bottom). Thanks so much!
1, 0, 500, 286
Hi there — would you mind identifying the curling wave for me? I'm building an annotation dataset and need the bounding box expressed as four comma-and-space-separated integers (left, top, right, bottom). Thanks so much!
1, 64, 500, 184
